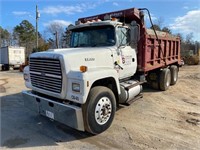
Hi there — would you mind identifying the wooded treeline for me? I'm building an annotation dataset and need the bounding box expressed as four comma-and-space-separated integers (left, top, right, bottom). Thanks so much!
0, 20, 71, 58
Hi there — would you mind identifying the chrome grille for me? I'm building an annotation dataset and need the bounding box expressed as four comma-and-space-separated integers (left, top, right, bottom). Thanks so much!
30, 58, 62, 93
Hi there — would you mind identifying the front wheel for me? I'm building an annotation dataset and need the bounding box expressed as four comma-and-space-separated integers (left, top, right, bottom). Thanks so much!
82, 86, 116, 135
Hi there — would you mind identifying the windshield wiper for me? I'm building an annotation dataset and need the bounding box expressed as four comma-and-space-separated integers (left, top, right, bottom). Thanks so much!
74, 45, 79, 48
91, 44, 97, 47
74, 44, 89, 47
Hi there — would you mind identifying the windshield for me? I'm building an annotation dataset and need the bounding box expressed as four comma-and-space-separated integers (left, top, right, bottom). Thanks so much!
70, 25, 115, 47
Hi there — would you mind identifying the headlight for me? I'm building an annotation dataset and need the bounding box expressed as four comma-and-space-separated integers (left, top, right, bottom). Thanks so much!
72, 83, 80, 92
23, 73, 29, 82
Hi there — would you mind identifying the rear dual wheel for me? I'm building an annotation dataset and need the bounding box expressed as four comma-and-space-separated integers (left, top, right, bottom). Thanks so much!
170, 65, 178, 85
159, 65, 178, 91
159, 68, 171, 91
148, 66, 178, 91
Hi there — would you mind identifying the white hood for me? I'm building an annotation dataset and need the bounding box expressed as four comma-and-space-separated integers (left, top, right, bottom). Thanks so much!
30, 47, 115, 73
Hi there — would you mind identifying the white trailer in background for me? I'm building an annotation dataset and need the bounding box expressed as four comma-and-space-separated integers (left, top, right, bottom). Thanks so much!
0, 46, 25, 71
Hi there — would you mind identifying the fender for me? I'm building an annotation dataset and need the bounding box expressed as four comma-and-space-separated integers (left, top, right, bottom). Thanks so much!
66, 67, 120, 104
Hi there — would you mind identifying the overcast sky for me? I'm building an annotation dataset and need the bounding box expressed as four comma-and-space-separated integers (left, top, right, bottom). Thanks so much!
1, 0, 200, 41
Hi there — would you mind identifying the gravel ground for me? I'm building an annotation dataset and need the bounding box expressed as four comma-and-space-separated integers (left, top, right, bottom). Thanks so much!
0, 65, 200, 150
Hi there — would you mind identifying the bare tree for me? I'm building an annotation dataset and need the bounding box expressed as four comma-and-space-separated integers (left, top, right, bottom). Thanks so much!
156, 17, 164, 29
0, 26, 12, 47
45, 22, 64, 48
178, 32, 195, 57
185, 33, 193, 44
162, 27, 171, 34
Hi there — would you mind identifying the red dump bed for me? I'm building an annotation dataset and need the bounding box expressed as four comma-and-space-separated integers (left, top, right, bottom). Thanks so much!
79, 8, 181, 73
138, 29, 181, 72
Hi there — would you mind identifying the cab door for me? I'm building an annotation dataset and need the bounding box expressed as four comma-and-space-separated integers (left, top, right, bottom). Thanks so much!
112, 26, 137, 80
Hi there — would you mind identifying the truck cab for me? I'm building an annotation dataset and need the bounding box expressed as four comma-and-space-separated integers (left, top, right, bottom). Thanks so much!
69, 20, 138, 80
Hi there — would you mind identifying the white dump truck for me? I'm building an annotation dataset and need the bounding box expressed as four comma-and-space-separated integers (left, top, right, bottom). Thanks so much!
22, 8, 181, 134
0, 46, 25, 70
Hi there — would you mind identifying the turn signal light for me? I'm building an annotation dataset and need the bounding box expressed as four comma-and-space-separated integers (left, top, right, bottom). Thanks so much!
80, 66, 88, 72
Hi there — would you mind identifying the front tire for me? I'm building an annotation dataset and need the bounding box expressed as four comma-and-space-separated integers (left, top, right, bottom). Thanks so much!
82, 86, 116, 135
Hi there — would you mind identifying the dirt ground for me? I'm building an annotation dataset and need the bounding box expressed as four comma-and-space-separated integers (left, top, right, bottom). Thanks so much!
0, 65, 200, 150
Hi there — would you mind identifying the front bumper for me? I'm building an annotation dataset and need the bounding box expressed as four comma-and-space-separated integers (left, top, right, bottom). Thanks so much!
22, 90, 84, 131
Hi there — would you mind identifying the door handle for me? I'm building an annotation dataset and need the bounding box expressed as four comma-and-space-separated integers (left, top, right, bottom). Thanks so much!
114, 61, 123, 70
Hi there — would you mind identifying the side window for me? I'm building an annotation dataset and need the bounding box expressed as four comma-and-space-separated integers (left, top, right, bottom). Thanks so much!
117, 27, 129, 46
71, 32, 79, 47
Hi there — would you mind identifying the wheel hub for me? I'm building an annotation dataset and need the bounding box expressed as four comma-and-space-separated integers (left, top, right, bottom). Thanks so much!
95, 97, 112, 125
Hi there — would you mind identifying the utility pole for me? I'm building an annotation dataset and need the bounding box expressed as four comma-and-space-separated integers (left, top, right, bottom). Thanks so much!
36, 5, 40, 49
55, 31, 59, 48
